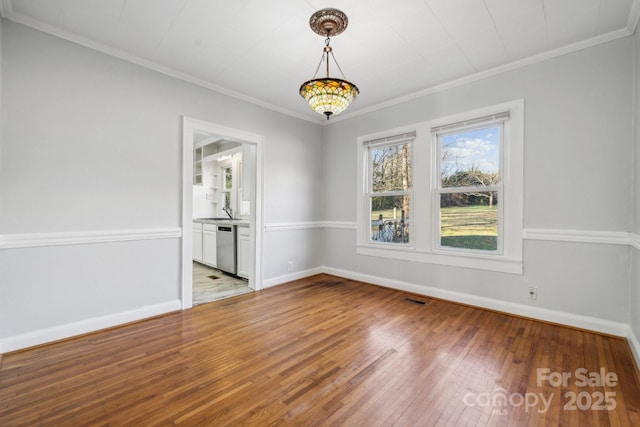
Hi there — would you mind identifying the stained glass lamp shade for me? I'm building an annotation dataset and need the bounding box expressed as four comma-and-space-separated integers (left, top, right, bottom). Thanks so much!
299, 78, 359, 120
299, 9, 359, 120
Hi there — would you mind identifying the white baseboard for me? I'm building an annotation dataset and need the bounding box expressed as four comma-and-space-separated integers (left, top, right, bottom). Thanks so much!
322, 266, 630, 337
325, 264, 640, 370
4, 267, 639, 372
626, 326, 640, 372
0, 300, 181, 353
262, 267, 323, 289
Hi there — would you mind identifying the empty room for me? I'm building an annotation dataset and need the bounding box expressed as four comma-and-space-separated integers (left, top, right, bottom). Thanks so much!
1, 1, 640, 425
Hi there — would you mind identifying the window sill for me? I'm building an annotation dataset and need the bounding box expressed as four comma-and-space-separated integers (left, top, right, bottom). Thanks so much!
356, 245, 522, 275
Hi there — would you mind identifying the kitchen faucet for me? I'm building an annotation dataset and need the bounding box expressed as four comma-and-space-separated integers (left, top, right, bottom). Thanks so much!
223, 206, 233, 219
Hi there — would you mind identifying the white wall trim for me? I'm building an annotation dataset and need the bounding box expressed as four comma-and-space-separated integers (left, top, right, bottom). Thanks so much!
331, 28, 635, 124
0, 299, 181, 354
182, 117, 265, 306
264, 222, 325, 232
264, 221, 357, 232
0, 8, 318, 124
322, 221, 357, 230
322, 266, 629, 337
626, 325, 640, 371
2, 1, 638, 126
262, 267, 323, 289
320, 224, 639, 246
523, 228, 632, 245
0, 227, 182, 249
321, 266, 640, 368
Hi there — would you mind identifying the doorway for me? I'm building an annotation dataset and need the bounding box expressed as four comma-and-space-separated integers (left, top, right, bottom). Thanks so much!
192, 261, 251, 304
181, 117, 264, 309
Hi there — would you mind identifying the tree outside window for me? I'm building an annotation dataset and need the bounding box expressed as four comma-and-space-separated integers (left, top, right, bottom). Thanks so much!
367, 139, 412, 244
437, 125, 502, 252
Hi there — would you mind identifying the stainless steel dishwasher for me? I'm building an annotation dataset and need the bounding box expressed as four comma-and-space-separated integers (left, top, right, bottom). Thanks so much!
216, 225, 236, 275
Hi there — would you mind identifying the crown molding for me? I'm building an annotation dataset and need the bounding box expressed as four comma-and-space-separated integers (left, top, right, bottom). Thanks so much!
0, 6, 320, 124
331, 26, 634, 124
2, 0, 638, 126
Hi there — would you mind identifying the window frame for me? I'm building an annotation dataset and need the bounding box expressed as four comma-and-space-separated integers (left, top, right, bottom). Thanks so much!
356, 100, 523, 275
434, 120, 505, 256
220, 162, 233, 212
364, 136, 415, 247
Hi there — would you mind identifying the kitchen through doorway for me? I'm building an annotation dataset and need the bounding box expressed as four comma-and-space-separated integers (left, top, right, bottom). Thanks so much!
182, 117, 264, 309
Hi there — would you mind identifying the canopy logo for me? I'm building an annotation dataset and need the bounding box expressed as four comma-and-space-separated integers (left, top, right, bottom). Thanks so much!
462, 388, 553, 414
462, 367, 618, 415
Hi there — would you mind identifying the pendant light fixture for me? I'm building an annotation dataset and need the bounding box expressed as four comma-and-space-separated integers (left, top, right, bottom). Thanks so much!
299, 8, 359, 120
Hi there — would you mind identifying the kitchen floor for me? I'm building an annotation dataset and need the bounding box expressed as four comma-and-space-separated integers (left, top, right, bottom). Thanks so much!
192, 262, 252, 305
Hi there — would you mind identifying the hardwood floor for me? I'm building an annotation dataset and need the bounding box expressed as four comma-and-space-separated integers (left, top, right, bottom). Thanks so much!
1, 274, 639, 426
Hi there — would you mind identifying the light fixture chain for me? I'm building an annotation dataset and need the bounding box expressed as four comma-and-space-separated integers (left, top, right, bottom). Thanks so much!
299, 8, 359, 119
330, 51, 349, 80
310, 52, 325, 79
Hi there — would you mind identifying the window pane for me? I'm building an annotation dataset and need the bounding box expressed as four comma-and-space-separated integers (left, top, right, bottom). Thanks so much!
440, 126, 500, 188
370, 142, 412, 192
224, 167, 233, 190
224, 192, 231, 209
370, 195, 410, 243
440, 192, 498, 251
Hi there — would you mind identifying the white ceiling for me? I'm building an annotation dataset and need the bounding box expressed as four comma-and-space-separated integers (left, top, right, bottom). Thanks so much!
2, 0, 639, 123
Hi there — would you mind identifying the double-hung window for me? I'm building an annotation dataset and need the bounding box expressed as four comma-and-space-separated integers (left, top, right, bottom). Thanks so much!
364, 132, 415, 246
434, 112, 508, 254
357, 100, 523, 274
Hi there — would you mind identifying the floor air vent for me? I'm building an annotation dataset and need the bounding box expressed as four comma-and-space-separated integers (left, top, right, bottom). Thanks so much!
403, 297, 428, 305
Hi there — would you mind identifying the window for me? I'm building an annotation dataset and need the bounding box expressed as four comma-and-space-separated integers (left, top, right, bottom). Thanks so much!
365, 133, 414, 245
221, 165, 232, 210
435, 113, 507, 254
356, 101, 523, 274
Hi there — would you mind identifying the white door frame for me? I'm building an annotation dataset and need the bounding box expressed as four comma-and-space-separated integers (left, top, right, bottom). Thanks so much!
181, 116, 264, 309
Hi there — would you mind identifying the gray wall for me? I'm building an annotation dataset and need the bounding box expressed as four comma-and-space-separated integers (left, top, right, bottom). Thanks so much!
1, 17, 638, 353
322, 36, 633, 326
0, 21, 323, 347
632, 28, 640, 352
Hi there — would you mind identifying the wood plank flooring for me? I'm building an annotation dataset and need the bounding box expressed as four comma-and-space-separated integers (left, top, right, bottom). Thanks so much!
1, 274, 639, 426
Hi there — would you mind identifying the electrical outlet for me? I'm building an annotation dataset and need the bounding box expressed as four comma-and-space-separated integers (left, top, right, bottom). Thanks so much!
287, 261, 293, 272
528, 287, 538, 300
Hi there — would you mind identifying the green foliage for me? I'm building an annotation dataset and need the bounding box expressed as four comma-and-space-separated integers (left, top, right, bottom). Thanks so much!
441, 235, 497, 251
440, 205, 498, 251
372, 195, 408, 211
441, 168, 499, 208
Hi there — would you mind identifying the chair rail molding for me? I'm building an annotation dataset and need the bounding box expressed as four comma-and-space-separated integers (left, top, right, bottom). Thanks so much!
523, 228, 632, 246
0, 228, 182, 249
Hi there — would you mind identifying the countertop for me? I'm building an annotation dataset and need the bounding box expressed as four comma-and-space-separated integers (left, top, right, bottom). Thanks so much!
193, 218, 250, 227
